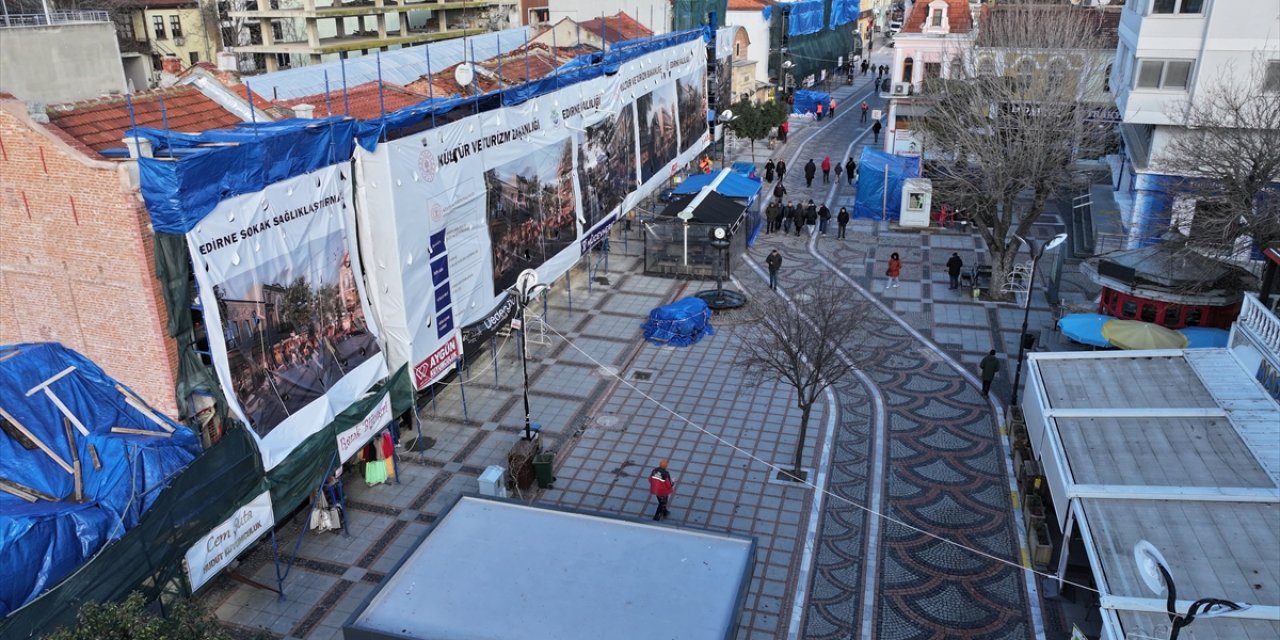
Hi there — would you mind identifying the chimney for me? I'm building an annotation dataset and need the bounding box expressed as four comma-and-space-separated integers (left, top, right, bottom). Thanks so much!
122, 136, 154, 159
26, 101, 49, 124
217, 51, 238, 73
293, 103, 315, 119
161, 56, 183, 75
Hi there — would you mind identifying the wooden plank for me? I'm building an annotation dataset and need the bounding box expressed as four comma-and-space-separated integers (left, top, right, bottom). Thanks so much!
0, 406, 74, 474
110, 426, 172, 438
114, 384, 175, 433
63, 417, 82, 502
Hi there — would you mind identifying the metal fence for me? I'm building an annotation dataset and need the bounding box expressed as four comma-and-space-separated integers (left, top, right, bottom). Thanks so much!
0, 11, 110, 27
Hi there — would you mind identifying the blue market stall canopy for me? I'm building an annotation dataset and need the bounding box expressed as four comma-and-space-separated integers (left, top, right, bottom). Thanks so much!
791, 90, 831, 116
0, 343, 201, 617
1057, 313, 1113, 348
673, 169, 762, 200
642, 297, 716, 346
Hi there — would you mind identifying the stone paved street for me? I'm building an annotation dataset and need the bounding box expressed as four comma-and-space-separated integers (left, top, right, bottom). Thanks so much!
200, 32, 1105, 640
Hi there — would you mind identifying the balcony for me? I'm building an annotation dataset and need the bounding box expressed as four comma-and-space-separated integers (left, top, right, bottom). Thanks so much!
228, 25, 488, 54
228, 0, 506, 19
0, 11, 109, 28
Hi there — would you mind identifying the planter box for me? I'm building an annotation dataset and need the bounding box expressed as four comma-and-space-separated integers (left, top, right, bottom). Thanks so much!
1029, 522, 1053, 570
1023, 495, 1046, 527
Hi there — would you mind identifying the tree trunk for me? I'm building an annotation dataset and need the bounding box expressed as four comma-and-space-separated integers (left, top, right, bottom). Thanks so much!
791, 400, 812, 479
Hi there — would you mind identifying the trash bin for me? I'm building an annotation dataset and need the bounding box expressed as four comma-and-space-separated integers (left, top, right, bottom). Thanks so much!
532, 452, 556, 489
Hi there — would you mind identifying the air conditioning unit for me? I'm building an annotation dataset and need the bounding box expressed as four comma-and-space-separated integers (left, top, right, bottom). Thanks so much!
892, 82, 911, 96
174, 36, 186, 46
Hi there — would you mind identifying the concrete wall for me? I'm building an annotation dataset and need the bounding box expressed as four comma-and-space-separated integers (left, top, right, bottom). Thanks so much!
0, 23, 127, 103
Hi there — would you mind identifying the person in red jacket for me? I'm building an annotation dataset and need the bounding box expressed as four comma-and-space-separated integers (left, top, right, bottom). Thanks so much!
648, 459, 675, 520
886, 252, 902, 289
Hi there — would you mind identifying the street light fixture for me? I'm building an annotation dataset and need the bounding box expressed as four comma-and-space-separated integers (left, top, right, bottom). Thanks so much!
509, 268, 548, 441
1008, 232, 1067, 406
719, 109, 736, 169
1134, 540, 1252, 640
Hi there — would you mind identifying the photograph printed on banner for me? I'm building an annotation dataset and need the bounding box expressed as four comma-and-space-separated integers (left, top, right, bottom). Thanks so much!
576, 103, 637, 230
485, 138, 578, 295
214, 241, 379, 437
637, 82, 679, 184
676, 65, 708, 153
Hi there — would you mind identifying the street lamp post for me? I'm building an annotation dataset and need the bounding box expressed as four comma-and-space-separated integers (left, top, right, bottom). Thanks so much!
1134, 541, 1252, 640
510, 269, 548, 441
1008, 232, 1067, 407
719, 109, 736, 169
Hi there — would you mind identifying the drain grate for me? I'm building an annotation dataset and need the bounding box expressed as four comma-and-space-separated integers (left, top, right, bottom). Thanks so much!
630, 369, 654, 381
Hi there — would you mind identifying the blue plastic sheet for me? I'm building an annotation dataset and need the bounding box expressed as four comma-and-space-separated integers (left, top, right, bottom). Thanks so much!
641, 298, 716, 346
829, 0, 858, 28
790, 90, 832, 115
852, 148, 921, 220
673, 171, 762, 199
787, 0, 826, 36
0, 343, 200, 617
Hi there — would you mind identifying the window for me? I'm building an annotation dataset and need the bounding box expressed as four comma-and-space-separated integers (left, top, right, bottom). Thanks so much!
1047, 58, 1068, 89
1151, 0, 1202, 14
902, 57, 914, 83
1265, 62, 1280, 92
115, 16, 135, 41
949, 57, 963, 79
170, 16, 183, 39
924, 62, 941, 80
1162, 306, 1181, 327
1014, 57, 1035, 91
1185, 308, 1202, 327
189, 51, 200, 65
976, 56, 995, 77
1104, 63, 1113, 92
152, 15, 166, 39
1135, 59, 1192, 90
1141, 303, 1157, 323
931, 9, 943, 26
1121, 299, 1138, 318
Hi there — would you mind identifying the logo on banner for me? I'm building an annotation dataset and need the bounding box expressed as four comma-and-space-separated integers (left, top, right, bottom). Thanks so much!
430, 202, 445, 224
418, 146, 439, 182
413, 335, 459, 389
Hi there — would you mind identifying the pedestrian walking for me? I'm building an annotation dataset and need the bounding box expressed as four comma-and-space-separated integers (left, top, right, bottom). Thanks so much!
979, 350, 1001, 395
834, 161, 843, 183
766, 200, 781, 234
818, 204, 831, 234
860, 101, 869, 123
794, 204, 806, 236
777, 159, 787, 182
805, 201, 818, 234
946, 252, 964, 290
766, 249, 782, 290
780, 121, 789, 142
804, 159, 816, 187
872, 120, 882, 144
648, 460, 675, 520
782, 202, 794, 234
885, 252, 902, 288
845, 158, 856, 185
829, 97, 837, 117
773, 181, 787, 201
765, 159, 776, 183
815, 102, 824, 121
880, 64, 888, 76
861, 60, 869, 75
837, 206, 849, 238
821, 156, 831, 184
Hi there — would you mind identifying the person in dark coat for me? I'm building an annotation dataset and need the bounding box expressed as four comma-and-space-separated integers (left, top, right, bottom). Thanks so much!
979, 350, 1001, 395
773, 181, 787, 201
818, 204, 831, 234
837, 206, 850, 239
648, 460, 675, 520
861, 59, 869, 75
782, 201, 794, 234
804, 159, 817, 187
777, 159, 787, 182
946, 252, 964, 290
764, 159, 776, 183
766, 249, 782, 290
766, 200, 781, 234
872, 120, 882, 143
794, 204, 806, 236
845, 158, 857, 185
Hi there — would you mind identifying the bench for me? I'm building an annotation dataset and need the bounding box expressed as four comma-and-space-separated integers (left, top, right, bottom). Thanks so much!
962, 265, 992, 289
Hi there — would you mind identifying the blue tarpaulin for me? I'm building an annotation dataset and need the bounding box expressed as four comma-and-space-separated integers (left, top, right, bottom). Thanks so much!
673, 170, 762, 199
0, 343, 200, 617
829, 0, 858, 28
852, 148, 921, 220
641, 298, 716, 346
786, 0, 826, 36
790, 90, 832, 115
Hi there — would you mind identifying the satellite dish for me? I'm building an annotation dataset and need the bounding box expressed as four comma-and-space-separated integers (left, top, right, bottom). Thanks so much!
720, 109, 734, 122
514, 268, 539, 296
454, 62, 475, 87
1133, 540, 1170, 595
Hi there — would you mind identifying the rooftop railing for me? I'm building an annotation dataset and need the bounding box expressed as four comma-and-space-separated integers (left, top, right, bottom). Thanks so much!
1, 11, 110, 28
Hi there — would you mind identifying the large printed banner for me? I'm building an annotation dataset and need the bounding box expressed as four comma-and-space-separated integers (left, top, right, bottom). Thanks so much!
357, 40, 709, 389
187, 164, 388, 469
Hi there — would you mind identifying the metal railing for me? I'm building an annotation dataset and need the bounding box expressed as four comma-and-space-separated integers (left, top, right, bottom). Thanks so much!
1235, 293, 1280, 362
1, 11, 110, 27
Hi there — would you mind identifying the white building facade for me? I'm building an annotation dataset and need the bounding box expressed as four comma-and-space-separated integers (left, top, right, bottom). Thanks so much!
882, 0, 974, 155
726, 0, 773, 86
1110, 0, 1280, 247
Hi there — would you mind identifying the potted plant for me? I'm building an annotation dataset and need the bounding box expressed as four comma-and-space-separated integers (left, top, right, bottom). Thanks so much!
1023, 493, 1046, 527
1028, 521, 1053, 570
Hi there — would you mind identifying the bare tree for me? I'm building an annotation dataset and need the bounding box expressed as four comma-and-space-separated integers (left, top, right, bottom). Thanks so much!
1155, 59, 1280, 258
733, 283, 877, 482
917, 4, 1116, 299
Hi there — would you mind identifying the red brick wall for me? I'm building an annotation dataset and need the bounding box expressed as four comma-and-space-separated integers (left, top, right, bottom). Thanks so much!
0, 104, 180, 417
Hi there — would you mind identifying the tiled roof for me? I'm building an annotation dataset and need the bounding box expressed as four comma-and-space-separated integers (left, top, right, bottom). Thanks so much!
44, 85, 246, 158
407, 44, 590, 97
902, 0, 972, 34
727, 0, 773, 11
284, 81, 427, 119
578, 11, 653, 44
